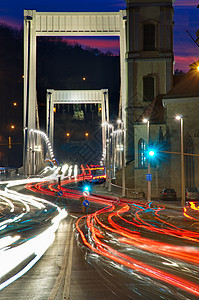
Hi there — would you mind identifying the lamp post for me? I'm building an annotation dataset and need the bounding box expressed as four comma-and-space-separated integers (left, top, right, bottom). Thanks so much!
117, 119, 125, 197
102, 122, 109, 188
143, 118, 151, 201
108, 124, 113, 192
176, 115, 185, 207
112, 128, 116, 179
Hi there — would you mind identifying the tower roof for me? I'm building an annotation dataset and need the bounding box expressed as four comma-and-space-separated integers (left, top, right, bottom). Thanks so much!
136, 94, 165, 123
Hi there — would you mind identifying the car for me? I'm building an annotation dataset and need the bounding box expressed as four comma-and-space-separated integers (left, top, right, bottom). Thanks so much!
160, 188, 177, 201
185, 187, 199, 201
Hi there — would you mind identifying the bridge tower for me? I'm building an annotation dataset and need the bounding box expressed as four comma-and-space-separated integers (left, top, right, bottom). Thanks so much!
23, 10, 127, 175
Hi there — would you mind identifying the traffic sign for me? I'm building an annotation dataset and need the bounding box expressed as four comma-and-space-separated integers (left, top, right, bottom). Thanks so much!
83, 199, 90, 207
58, 190, 63, 197
83, 190, 90, 197
146, 174, 152, 181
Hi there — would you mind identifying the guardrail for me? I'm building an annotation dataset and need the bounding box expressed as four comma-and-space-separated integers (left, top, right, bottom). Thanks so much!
111, 183, 146, 199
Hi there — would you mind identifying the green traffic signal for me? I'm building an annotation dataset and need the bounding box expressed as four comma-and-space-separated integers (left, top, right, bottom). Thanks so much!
148, 149, 155, 157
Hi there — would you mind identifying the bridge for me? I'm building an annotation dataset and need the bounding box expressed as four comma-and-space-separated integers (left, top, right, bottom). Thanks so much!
23, 9, 127, 175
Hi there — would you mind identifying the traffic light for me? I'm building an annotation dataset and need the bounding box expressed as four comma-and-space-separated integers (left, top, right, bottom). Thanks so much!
147, 147, 158, 168
82, 184, 91, 197
148, 149, 156, 157
83, 185, 90, 192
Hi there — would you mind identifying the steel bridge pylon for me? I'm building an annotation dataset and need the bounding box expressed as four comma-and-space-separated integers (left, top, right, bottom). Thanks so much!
46, 89, 109, 159
23, 9, 127, 175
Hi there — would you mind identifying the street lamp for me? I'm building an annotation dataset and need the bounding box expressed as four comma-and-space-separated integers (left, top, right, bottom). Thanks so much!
117, 119, 125, 197
108, 124, 113, 192
143, 118, 151, 201
111, 128, 116, 179
176, 115, 185, 207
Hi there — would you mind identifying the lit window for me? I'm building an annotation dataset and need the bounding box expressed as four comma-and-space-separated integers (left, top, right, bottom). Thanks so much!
138, 139, 146, 167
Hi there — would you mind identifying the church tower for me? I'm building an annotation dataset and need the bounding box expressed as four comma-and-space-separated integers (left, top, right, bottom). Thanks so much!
125, 0, 174, 162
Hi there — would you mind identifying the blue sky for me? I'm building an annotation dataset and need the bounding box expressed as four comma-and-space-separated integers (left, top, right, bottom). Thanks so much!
0, 0, 199, 71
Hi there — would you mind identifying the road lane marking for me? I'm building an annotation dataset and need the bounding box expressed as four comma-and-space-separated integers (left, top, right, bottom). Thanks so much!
63, 224, 74, 300
48, 219, 73, 300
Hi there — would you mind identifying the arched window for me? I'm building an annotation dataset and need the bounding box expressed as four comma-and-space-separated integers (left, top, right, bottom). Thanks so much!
138, 138, 146, 167
143, 24, 155, 51
185, 135, 194, 187
143, 76, 154, 101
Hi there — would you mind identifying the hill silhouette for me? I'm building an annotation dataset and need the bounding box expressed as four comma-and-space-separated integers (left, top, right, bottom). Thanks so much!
0, 24, 120, 167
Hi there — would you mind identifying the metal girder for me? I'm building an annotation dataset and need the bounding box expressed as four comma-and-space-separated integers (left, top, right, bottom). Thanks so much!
35, 11, 123, 36
46, 89, 109, 153
23, 9, 127, 175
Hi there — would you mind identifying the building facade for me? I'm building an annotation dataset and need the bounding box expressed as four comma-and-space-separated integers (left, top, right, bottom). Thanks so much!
119, 0, 175, 197
125, 0, 174, 163
117, 1, 199, 199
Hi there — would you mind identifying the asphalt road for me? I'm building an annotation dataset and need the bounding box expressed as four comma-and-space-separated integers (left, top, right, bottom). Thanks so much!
1, 180, 199, 299
0, 214, 123, 300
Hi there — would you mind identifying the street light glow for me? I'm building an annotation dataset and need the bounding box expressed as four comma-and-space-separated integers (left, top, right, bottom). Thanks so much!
148, 150, 155, 157
176, 115, 182, 120
102, 122, 108, 127
143, 118, 148, 123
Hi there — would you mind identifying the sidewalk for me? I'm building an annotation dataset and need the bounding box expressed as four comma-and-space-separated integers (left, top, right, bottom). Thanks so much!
91, 183, 182, 210
91, 183, 122, 198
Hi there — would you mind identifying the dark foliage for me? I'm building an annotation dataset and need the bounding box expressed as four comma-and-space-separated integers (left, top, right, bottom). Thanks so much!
0, 25, 120, 166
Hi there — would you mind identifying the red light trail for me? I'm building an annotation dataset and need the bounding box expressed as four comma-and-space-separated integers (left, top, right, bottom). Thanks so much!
26, 177, 199, 297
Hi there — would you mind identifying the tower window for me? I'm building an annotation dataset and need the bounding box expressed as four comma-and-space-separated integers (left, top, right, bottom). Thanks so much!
143, 24, 155, 51
143, 76, 154, 101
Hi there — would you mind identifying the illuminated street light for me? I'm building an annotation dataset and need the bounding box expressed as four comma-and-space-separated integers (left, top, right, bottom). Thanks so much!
108, 124, 113, 192
102, 121, 108, 127
66, 132, 70, 137
143, 118, 148, 124
117, 119, 122, 125
176, 115, 185, 207
85, 132, 89, 137
116, 119, 125, 196
11, 125, 15, 129
13, 102, 17, 106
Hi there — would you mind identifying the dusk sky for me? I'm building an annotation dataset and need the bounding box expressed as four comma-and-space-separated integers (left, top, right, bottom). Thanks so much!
0, 0, 199, 72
